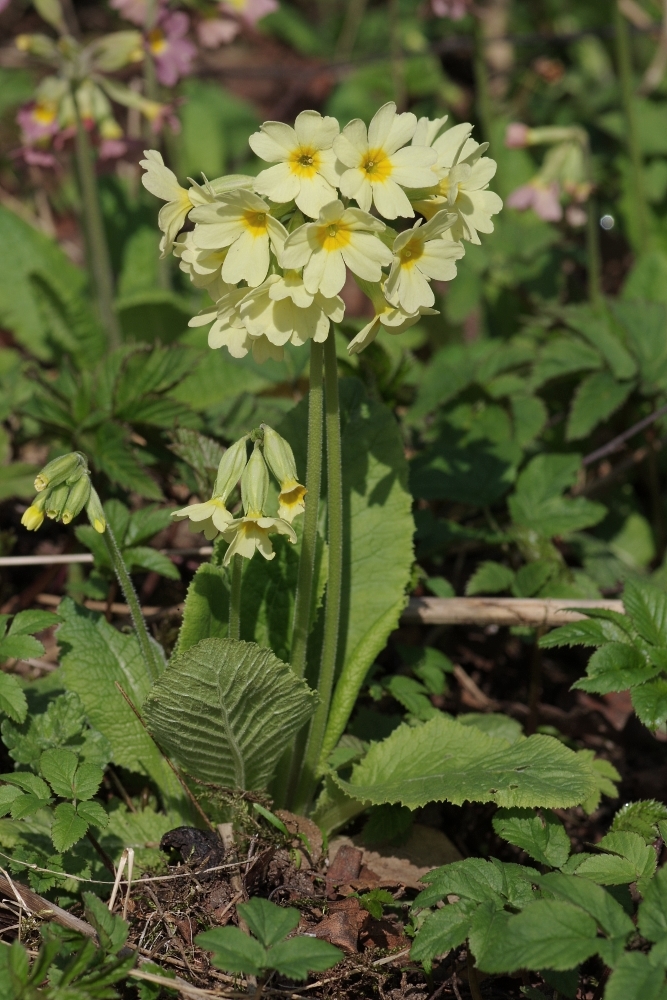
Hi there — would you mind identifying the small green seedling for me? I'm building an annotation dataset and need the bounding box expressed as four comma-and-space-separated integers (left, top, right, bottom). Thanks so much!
196, 897, 342, 981
356, 888, 395, 920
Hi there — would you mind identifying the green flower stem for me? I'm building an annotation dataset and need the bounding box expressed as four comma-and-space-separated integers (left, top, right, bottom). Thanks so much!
613, 0, 651, 251
290, 340, 325, 678
276, 341, 324, 809
71, 86, 122, 350
292, 332, 343, 813
103, 526, 160, 682
229, 554, 243, 641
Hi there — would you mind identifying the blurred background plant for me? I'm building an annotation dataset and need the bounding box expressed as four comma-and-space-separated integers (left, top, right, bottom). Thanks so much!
3, 0, 667, 621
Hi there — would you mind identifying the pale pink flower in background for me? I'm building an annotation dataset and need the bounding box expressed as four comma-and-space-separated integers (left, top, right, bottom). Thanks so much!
99, 138, 128, 159
110, 0, 156, 26
0, 0, 12, 13
148, 11, 197, 86
17, 102, 60, 145
196, 16, 239, 48
505, 122, 530, 149
220, 0, 278, 25
21, 148, 57, 167
507, 181, 563, 222
565, 205, 587, 227
431, 0, 469, 20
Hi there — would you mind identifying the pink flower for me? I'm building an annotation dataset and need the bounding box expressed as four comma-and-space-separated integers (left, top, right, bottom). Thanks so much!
148, 11, 197, 86
431, 0, 469, 19
110, 0, 150, 26
17, 102, 60, 145
507, 181, 563, 222
21, 148, 57, 167
99, 138, 128, 159
219, 0, 278, 25
505, 122, 530, 149
0, 0, 12, 12
196, 16, 239, 48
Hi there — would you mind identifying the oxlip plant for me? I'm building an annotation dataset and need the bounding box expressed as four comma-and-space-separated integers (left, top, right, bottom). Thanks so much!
20, 104, 609, 843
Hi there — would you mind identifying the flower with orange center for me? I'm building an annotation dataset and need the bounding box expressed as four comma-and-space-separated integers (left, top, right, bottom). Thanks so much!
385, 210, 464, 314
281, 200, 392, 298
333, 102, 437, 219
190, 189, 287, 287
249, 110, 341, 219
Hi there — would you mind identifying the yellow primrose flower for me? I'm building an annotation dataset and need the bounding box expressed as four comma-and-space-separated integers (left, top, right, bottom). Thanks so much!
281, 200, 392, 298
261, 424, 306, 522
140, 150, 211, 257
333, 102, 437, 219
172, 497, 234, 541
173, 231, 232, 291
221, 515, 297, 565
347, 278, 437, 356
249, 110, 342, 219
21, 492, 49, 532
411, 121, 503, 244
190, 286, 252, 359
190, 190, 287, 288
385, 210, 464, 314
239, 273, 344, 349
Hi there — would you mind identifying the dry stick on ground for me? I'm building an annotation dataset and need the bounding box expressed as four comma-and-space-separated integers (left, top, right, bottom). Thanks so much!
0, 873, 97, 938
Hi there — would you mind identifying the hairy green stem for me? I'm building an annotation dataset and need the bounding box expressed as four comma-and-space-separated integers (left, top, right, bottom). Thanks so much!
275, 342, 324, 809
613, 0, 651, 250
229, 554, 243, 641
103, 526, 160, 682
290, 340, 325, 677
71, 86, 121, 350
292, 333, 343, 813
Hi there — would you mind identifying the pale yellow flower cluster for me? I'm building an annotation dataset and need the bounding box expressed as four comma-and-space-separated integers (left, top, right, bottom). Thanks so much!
141, 104, 502, 358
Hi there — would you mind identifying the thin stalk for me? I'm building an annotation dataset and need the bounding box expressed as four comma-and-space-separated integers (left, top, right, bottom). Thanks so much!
467, 951, 483, 1000
582, 137, 602, 304
290, 340, 325, 677
473, 18, 493, 143
335, 0, 369, 58
104, 527, 160, 682
71, 86, 121, 349
278, 342, 324, 808
292, 333, 344, 813
229, 554, 243, 641
613, 0, 651, 250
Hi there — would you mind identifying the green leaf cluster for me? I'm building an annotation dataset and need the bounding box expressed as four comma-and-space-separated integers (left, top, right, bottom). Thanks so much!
196, 897, 342, 980
0, 611, 60, 723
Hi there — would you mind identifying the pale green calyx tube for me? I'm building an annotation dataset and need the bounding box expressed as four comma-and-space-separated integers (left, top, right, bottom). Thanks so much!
241, 442, 270, 517
261, 423, 307, 523
86, 487, 107, 534
61, 474, 92, 525
34, 451, 87, 493
214, 434, 249, 501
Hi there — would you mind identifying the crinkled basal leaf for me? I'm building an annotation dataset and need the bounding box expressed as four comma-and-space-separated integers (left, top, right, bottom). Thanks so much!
334, 716, 596, 811
144, 638, 316, 790
471, 899, 600, 974
241, 534, 300, 664
492, 808, 571, 869
57, 599, 184, 811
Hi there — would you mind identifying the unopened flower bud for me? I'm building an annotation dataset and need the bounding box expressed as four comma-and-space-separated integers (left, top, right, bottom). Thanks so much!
261, 424, 306, 523
46, 483, 69, 520
241, 442, 269, 517
61, 474, 91, 525
86, 487, 106, 534
34, 451, 86, 493
21, 492, 50, 532
214, 435, 249, 502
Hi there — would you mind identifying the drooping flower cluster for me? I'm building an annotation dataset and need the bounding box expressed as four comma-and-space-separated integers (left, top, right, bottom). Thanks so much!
21, 452, 106, 534
143, 103, 502, 357
172, 424, 303, 565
